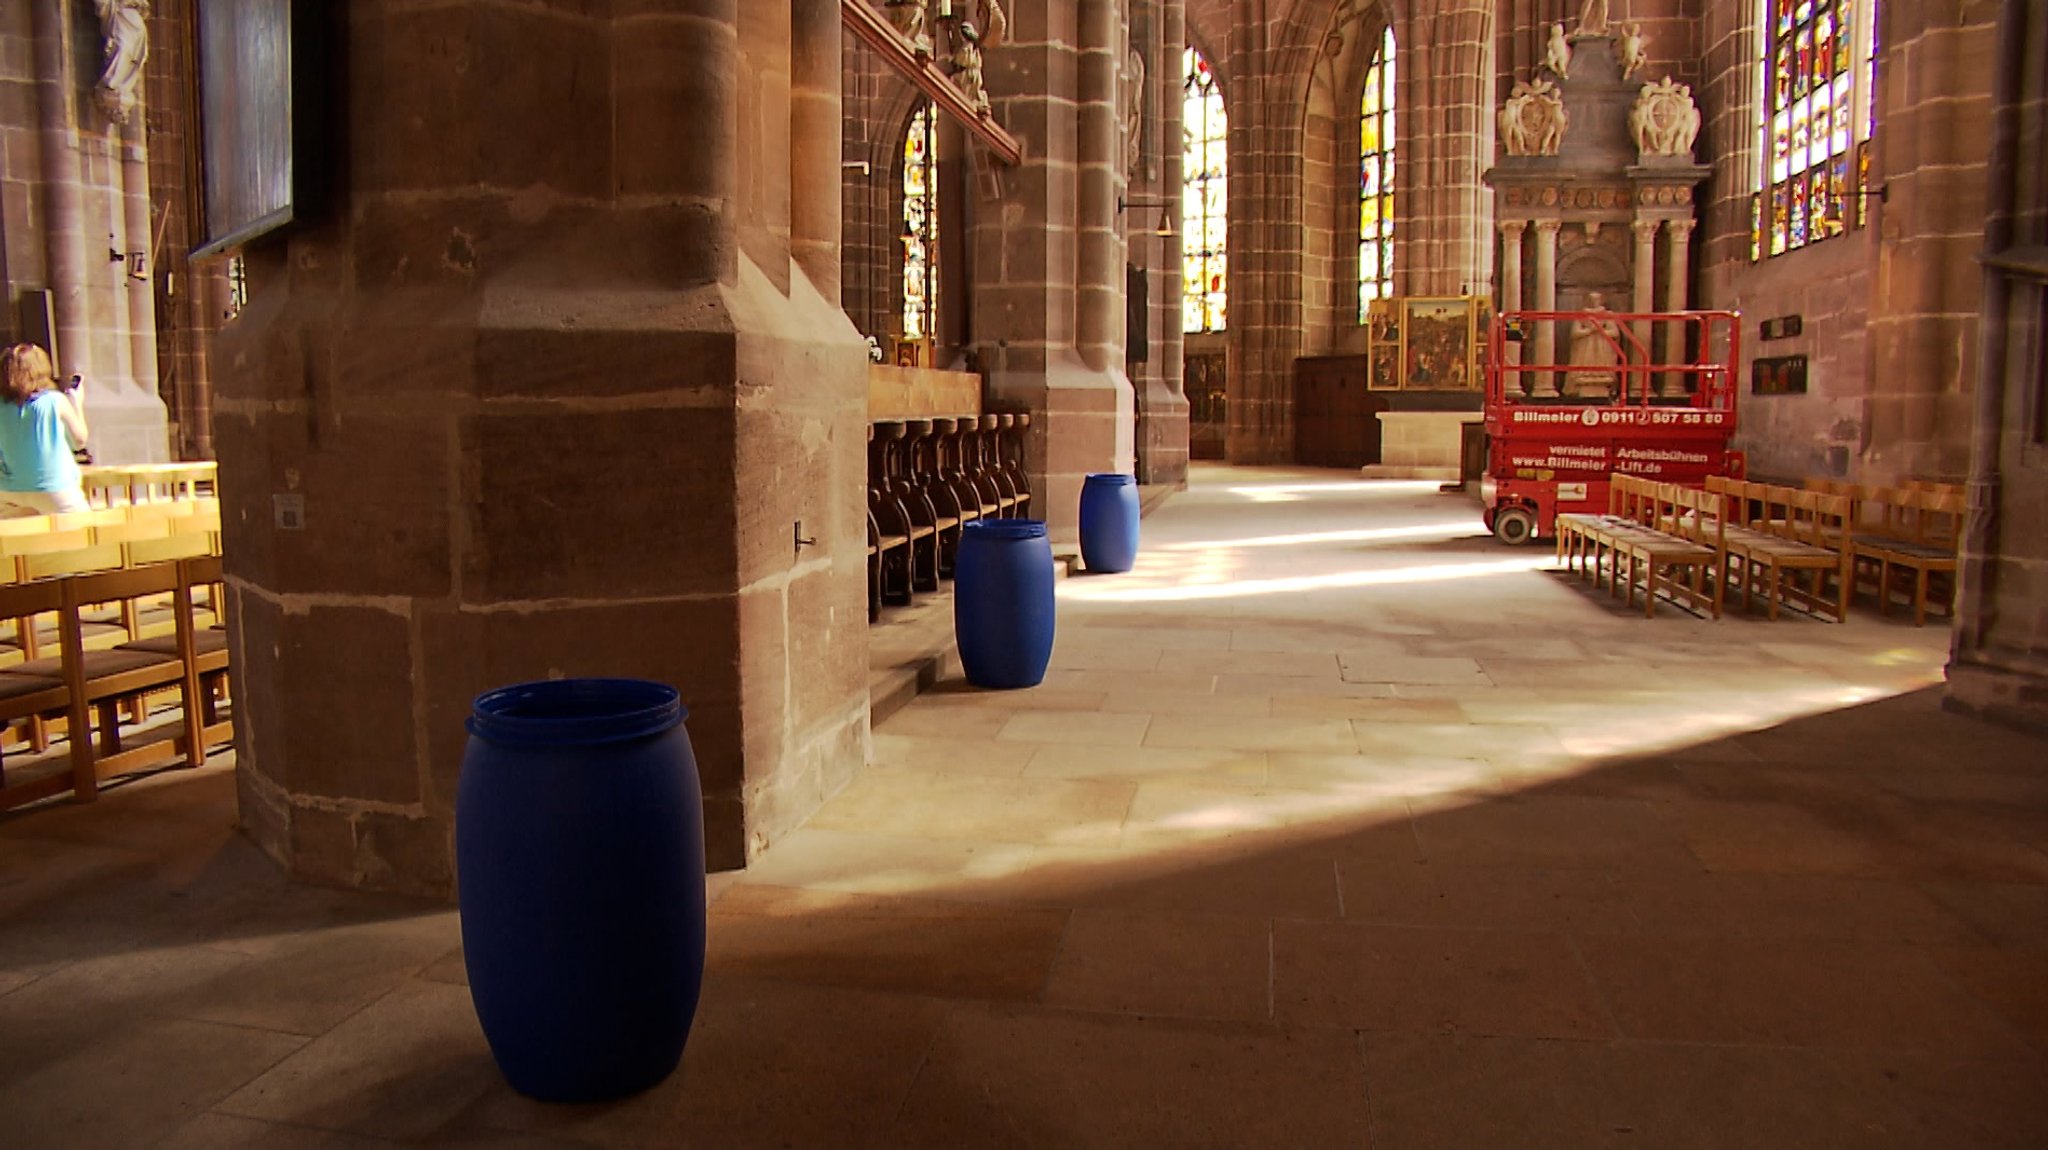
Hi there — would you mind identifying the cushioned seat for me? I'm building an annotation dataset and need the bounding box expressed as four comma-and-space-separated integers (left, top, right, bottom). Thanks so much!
0, 671, 64, 699
10, 648, 178, 679
117, 629, 230, 657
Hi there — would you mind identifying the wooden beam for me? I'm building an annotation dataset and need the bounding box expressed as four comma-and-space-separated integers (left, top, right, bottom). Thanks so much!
841, 0, 1024, 166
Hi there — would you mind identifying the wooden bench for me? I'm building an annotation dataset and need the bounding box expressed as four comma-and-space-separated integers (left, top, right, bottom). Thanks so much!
1850, 486, 1963, 625
1556, 476, 1722, 618
1707, 477, 1853, 622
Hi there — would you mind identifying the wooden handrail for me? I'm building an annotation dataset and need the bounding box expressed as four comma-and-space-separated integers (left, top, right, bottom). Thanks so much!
841, 0, 1024, 166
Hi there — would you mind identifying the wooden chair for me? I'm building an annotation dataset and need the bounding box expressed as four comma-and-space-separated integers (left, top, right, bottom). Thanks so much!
1853, 488, 1963, 625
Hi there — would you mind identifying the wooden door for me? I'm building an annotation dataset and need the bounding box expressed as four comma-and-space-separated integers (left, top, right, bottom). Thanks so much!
1293, 355, 1386, 468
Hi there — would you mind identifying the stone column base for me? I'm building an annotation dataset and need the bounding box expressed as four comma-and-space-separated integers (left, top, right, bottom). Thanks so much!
1944, 657, 2048, 736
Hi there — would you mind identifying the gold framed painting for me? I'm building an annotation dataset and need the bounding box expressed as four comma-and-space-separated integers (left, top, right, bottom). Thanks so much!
1401, 297, 1477, 391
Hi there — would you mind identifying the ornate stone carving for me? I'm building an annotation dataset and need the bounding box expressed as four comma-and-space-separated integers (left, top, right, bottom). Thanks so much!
1630, 77, 1702, 158
886, 0, 933, 55
976, 0, 1008, 48
1574, 0, 1612, 38
1499, 78, 1568, 157
1542, 23, 1572, 80
93, 0, 150, 125
1618, 23, 1647, 78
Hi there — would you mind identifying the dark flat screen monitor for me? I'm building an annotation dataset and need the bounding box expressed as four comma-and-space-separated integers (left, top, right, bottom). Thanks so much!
192, 0, 296, 259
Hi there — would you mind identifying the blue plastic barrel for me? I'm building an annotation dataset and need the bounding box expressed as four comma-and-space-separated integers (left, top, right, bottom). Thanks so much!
954, 519, 1056, 689
457, 679, 706, 1103
1079, 472, 1140, 574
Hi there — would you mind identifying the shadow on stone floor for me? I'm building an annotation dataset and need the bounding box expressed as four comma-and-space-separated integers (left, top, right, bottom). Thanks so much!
0, 683, 2044, 1148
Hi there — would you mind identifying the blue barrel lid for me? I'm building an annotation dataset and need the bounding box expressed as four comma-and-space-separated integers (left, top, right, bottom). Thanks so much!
963, 518, 1048, 541
467, 678, 686, 747
1083, 472, 1137, 487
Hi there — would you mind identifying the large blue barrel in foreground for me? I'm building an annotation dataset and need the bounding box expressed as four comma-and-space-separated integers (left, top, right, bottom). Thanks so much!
954, 519, 1057, 689
457, 678, 706, 1103
1079, 472, 1141, 574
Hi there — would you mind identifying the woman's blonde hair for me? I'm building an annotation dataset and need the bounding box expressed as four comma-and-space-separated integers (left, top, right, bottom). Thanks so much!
1, 343, 55, 407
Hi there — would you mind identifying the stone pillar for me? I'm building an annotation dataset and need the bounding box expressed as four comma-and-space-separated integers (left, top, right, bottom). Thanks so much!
1531, 219, 1561, 397
791, 0, 843, 306
1131, 0, 1190, 487
974, 0, 1134, 542
1662, 219, 1695, 396
1631, 217, 1659, 397
1499, 221, 1525, 393
28, 0, 93, 378
218, 2, 870, 896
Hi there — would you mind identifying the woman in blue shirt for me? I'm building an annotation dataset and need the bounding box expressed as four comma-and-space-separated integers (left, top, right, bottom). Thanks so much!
0, 343, 91, 516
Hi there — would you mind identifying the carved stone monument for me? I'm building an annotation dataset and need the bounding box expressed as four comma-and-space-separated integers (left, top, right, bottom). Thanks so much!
93, 0, 150, 125
1486, 23, 1709, 399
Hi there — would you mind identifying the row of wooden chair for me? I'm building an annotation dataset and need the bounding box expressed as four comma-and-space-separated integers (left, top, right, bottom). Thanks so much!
0, 554, 230, 812
79, 462, 218, 506
1802, 478, 1965, 624
867, 414, 1033, 621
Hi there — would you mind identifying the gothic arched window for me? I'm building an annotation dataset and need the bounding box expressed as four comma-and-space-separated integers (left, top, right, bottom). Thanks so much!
902, 101, 939, 341
1757, 0, 1877, 258
1183, 47, 1228, 334
1358, 25, 1396, 318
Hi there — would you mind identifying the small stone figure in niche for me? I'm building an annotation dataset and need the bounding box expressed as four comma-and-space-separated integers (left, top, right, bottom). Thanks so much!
1618, 23, 1648, 78
886, 0, 933, 56
1568, 293, 1624, 399
1575, 0, 1612, 38
1121, 44, 1147, 175
953, 23, 991, 117
93, 0, 150, 125
1542, 23, 1572, 80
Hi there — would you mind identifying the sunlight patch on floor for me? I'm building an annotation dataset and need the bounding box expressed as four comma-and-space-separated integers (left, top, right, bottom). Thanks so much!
1058, 555, 1553, 603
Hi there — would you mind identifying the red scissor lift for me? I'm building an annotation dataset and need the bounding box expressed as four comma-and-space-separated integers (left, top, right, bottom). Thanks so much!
1480, 309, 1743, 544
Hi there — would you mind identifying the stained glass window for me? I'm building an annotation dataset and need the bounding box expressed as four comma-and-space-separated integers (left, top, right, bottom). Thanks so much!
1358, 26, 1396, 321
1759, 0, 1876, 258
225, 255, 249, 321
1183, 47, 1228, 334
902, 102, 939, 341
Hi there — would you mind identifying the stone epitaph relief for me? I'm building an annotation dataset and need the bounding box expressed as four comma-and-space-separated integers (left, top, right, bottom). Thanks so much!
1499, 78, 1567, 157
94, 0, 150, 125
1630, 77, 1701, 158
1542, 23, 1572, 80
1121, 44, 1147, 176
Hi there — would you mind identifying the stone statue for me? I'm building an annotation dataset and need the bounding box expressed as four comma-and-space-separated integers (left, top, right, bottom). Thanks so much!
1499, 78, 1568, 157
1575, 0, 1612, 38
1630, 77, 1702, 158
1121, 46, 1147, 175
953, 24, 991, 117
93, 0, 150, 125
1542, 23, 1572, 81
887, 0, 933, 56
1568, 293, 1623, 398
1618, 23, 1647, 78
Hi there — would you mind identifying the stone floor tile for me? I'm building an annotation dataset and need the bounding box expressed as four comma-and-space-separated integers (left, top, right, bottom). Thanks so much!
876, 704, 1018, 740
706, 885, 1069, 1001
869, 733, 1037, 775
1410, 794, 1703, 872
1338, 653, 1490, 686
806, 770, 1135, 848
1165, 650, 1344, 678
1213, 673, 1396, 699
1047, 645, 1166, 673
996, 709, 1154, 747
1120, 780, 1410, 852
1096, 689, 1274, 716
0, 1018, 304, 1150
1652, 797, 1897, 878
885, 1006, 1370, 1149
1574, 934, 2036, 1055
1040, 909, 1271, 1023
1829, 1051, 2048, 1150
1916, 880, 2048, 949
1335, 859, 1638, 933
1066, 840, 1347, 920
216, 981, 500, 1142
1600, 871, 1989, 945
1353, 720, 1572, 764
152, 1113, 410, 1149
1039, 668, 1219, 695
1142, 713, 1360, 753
1022, 743, 1267, 787
909, 681, 1109, 712
1927, 946, 2048, 1053
1272, 920, 1614, 1038
0, 941, 255, 1083
1271, 694, 1470, 723
1264, 751, 1503, 799
163, 910, 460, 1036
456, 974, 946, 1150
1360, 1033, 1938, 1150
